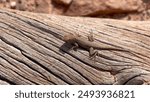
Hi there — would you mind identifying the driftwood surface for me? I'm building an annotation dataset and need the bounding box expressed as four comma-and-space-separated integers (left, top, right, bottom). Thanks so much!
0, 9, 150, 85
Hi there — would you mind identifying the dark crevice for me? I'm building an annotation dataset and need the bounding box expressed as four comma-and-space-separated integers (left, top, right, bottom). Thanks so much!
123, 39, 150, 51
21, 51, 71, 85
113, 50, 150, 66
22, 50, 93, 84
0, 32, 24, 52
95, 31, 126, 48
0, 10, 62, 39
1, 19, 61, 47
0, 42, 55, 84
123, 73, 145, 85
0, 37, 55, 84
105, 24, 150, 38
0, 73, 16, 85
0, 56, 39, 84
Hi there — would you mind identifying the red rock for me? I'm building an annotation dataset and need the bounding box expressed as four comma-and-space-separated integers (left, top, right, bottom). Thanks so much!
16, 0, 35, 11
16, 0, 52, 13
65, 0, 143, 16
35, 0, 52, 13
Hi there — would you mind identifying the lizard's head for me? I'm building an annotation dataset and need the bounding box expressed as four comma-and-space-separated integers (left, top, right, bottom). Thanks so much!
63, 34, 80, 43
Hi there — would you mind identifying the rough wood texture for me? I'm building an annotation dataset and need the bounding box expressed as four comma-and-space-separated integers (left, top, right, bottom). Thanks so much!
0, 9, 150, 85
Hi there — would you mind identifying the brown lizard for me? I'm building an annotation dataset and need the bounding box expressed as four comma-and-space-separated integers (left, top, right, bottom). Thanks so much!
62, 34, 129, 59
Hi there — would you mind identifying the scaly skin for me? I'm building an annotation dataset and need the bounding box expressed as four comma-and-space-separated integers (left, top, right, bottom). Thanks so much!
63, 34, 127, 51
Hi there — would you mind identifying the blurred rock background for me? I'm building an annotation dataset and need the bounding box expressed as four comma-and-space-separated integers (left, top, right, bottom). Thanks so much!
0, 0, 150, 20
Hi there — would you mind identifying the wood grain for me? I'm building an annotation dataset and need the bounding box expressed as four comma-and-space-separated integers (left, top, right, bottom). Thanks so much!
0, 9, 150, 85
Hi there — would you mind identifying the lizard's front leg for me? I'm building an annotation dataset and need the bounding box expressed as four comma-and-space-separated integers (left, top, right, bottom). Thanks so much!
71, 42, 79, 51
88, 34, 94, 42
89, 47, 99, 59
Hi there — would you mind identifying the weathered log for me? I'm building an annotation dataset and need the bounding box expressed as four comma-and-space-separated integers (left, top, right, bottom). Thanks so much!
0, 9, 150, 85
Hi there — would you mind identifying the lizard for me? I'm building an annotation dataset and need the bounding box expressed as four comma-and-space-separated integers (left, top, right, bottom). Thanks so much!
62, 34, 129, 59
